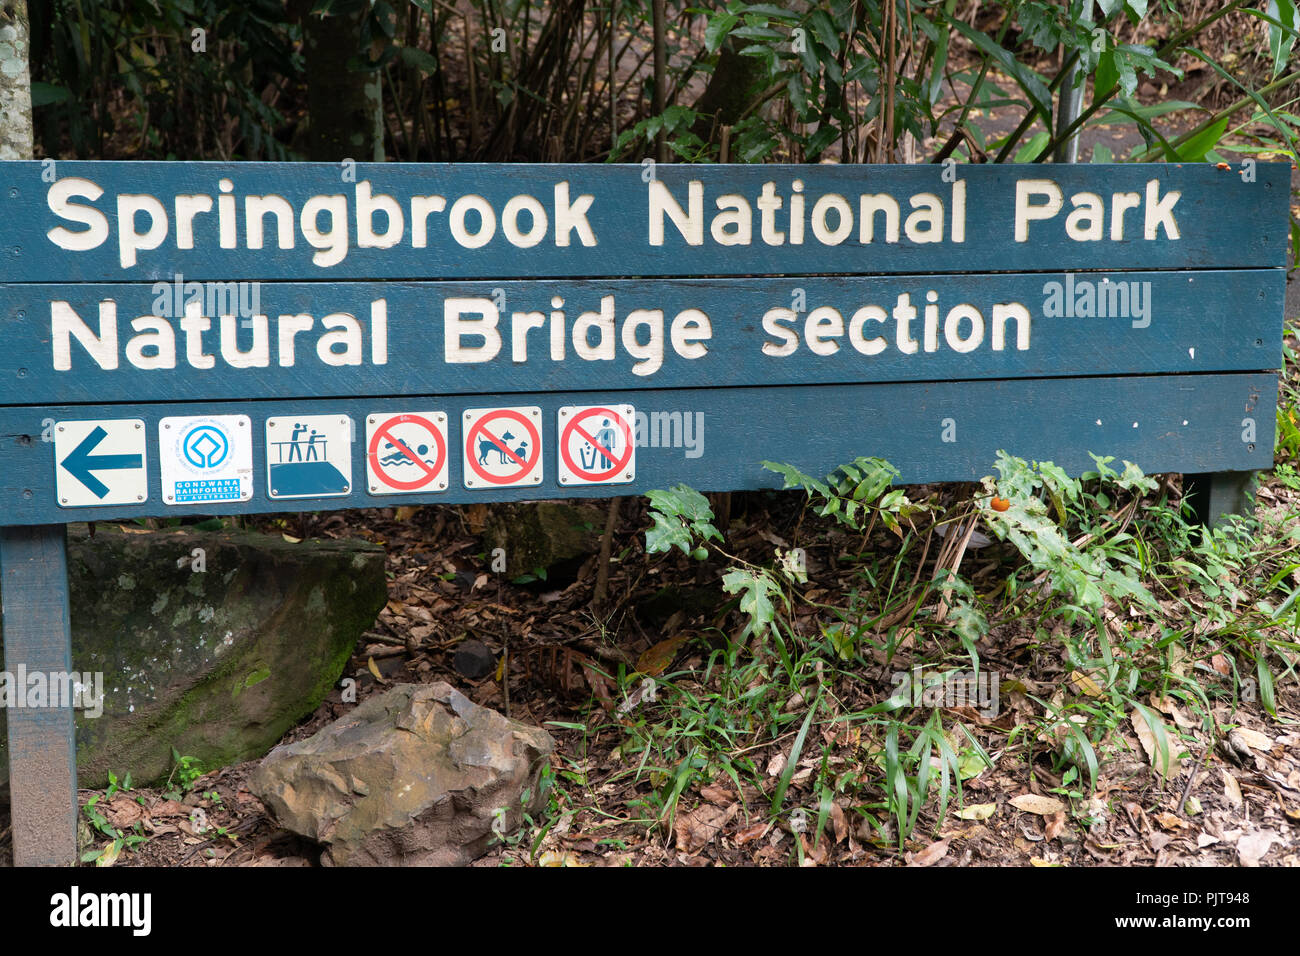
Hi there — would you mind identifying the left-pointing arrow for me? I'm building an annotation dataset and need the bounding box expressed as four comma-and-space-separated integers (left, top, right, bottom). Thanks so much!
60, 425, 144, 498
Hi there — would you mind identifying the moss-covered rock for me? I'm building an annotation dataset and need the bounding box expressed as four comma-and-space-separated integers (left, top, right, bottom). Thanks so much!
0, 524, 386, 789
482, 501, 605, 580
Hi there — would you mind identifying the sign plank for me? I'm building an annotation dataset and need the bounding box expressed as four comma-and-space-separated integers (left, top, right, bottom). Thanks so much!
0, 162, 1289, 282
0, 270, 1283, 404
0, 373, 1273, 525
0, 525, 79, 866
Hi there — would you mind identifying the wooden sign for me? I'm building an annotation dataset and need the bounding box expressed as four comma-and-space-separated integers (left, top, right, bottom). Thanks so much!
0, 159, 1291, 865
0, 161, 1288, 523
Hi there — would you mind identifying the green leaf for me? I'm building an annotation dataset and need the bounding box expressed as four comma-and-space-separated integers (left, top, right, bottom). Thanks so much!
30, 82, 71, 108
1174, 115, 1229, 162
704, 13, 740, 53
1267, 0, 1299, 78
771, 691, 819, 812
398, 45, 439, 74
787, 74, 809, 118
947, 19, 1053, 126
808, 9, 841, 56
721, 568, 780, 639
927, 18, 950, 106
1094, 49, 1119, 99
1013, 130, 1050, 163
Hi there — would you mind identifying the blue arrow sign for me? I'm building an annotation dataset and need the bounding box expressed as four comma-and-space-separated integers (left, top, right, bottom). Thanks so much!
60, 425, 144, 498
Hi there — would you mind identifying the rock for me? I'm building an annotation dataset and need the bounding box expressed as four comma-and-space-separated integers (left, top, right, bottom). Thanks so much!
452, 639, 496, 679
0, 523, 387, 790
249, 682, 554, 866
482, 501, 605, 581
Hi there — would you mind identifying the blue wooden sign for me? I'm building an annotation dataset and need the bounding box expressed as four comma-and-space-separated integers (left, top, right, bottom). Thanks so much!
0, 161, 1289, 522
0, 159, 1291, 865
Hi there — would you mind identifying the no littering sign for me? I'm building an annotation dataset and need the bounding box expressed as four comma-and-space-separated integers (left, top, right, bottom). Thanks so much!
558, 405, 635, 485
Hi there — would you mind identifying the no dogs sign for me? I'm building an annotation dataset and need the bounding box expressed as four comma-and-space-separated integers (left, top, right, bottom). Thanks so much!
462, 406, 543, 488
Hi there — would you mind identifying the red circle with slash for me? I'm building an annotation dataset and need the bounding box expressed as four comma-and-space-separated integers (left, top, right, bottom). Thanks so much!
559, 406, 634, 482
367, 414, 447, 491
465, 409, 542, 485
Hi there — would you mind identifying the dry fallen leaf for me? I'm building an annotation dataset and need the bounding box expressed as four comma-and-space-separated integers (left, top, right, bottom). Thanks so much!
766, 752, 787, 778
1221, 769, 1243, 808
1044, 810, 1066, 841
367, 656, 385, 683
1130, 709, 1173, 779
636, 634, 689, 677
907, 838, 950, 867
537, 850, 585, 867
1153, 811, 1187, 831
1010, 794, 1065, 816
149, 799, 188, 818
1068, 669, 1102, 697
734, 822, 769, 845
830, 800, 849, 844
1236, 829, 1281, 866
956, 802, 997, 821
1231, 727, 1271, 752
699, 784, 735, 806
675, 804, 732, 853
104, 796, 146, 829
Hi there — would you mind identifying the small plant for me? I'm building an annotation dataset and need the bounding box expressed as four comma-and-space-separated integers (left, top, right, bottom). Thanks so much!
81, 770, 148, 866
162, 748, 207, 800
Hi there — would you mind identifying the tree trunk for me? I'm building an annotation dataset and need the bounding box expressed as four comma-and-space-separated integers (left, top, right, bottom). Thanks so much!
0, 0, 34, 161
295, 3, 384, 162
690, 39, 766, 148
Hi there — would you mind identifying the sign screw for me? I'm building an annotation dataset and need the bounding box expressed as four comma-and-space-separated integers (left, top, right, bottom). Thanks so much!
16, 368, 25, 377
22, 489, 32, 499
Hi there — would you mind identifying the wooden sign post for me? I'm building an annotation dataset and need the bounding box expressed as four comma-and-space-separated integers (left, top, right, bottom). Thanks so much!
0, 160, 1290, 863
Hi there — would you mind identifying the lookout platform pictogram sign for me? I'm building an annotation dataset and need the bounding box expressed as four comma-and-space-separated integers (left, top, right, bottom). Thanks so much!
0, 160, 1291, 865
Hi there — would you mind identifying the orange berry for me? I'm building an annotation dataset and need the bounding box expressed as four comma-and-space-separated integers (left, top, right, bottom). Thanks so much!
1215, 162, 1230, 170
991, 496, 1011, 512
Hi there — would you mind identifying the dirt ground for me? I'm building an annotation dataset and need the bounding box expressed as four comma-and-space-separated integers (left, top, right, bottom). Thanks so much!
0, 470, 1286, 870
